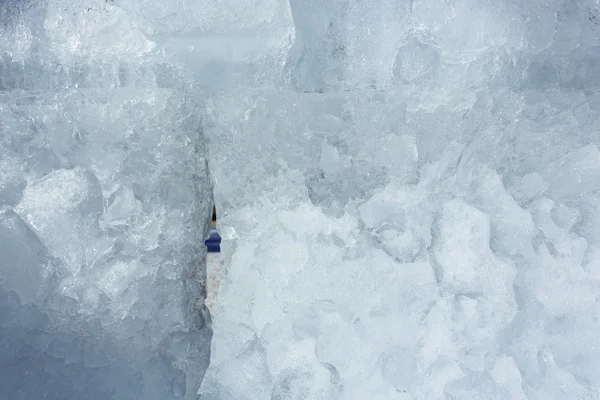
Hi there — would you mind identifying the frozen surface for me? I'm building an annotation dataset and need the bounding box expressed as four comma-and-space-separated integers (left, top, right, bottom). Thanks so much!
3, 0, 600, 399
0, 2, 212, 399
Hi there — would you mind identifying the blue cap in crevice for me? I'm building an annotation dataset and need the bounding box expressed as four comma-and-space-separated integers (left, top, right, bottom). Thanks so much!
205, 221, 221, 252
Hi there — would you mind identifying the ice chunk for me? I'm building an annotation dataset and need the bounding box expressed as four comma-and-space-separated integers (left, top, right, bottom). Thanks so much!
461, 167, 536, 257
433, 199, 513, 294
489, 356, 528, 400
17, 167, 103, 270
43, 2, 156, 62
0, 210, 55, 304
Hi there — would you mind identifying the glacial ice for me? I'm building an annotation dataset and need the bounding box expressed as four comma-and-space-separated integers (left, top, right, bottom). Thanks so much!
2, 0, 600, 399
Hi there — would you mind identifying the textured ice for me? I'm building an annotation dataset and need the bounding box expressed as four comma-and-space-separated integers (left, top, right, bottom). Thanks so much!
198, 1, 600, 399
3, 0, 600, 399
0, 2, 212, 399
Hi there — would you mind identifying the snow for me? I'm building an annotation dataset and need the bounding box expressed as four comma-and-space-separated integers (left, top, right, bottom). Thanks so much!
2, 0, 600, 399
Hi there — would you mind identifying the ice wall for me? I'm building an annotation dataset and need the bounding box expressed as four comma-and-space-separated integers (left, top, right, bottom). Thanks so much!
200, 0, 600, 399
0, 2, 212, 399
3, 0, 600, 399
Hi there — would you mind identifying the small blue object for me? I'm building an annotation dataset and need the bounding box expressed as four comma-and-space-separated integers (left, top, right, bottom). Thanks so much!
205, 222, 221, 252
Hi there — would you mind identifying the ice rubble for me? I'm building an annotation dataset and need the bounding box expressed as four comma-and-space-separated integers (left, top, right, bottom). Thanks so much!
199, 0, 600, 399
2, 0, 600, 399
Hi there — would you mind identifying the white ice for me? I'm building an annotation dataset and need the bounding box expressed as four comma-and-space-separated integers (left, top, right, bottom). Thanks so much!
199, 0, 600, 399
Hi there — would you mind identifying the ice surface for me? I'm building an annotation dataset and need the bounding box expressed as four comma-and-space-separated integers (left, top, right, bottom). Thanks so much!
3, 0, 600, 399
197, 1, 600, 399
1, 2, 213, 399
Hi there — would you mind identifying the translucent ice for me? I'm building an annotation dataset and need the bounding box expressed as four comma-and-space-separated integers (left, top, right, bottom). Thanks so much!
1, 2, 213, 399
3, 0, 600, 399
